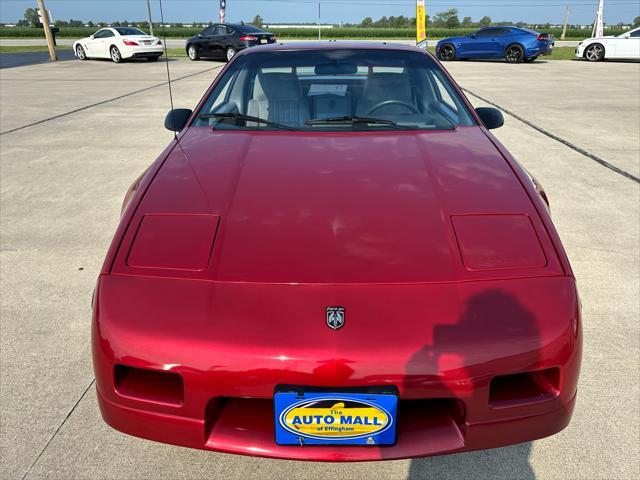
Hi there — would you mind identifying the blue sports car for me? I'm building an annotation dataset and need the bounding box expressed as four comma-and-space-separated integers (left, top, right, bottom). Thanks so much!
436, 26, 554, 63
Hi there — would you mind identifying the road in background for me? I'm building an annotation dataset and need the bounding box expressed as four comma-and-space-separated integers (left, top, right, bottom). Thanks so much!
1, 58, 638, 480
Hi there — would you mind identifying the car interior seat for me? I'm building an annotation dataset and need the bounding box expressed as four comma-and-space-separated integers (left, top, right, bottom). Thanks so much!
247, 73, 310, 126
355, 72, 416, 116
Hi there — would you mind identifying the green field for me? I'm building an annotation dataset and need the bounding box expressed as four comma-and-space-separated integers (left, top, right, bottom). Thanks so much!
0, 25, 621, 41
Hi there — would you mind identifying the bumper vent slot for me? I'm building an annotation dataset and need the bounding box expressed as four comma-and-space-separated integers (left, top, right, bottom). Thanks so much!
489, 368, 560, 409
114, 365, 183, 406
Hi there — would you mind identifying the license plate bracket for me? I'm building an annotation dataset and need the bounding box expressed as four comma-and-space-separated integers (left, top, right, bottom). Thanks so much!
274, 388, 398, 446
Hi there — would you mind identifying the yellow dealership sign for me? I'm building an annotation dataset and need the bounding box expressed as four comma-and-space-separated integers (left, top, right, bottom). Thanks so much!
416, 0, 427, 49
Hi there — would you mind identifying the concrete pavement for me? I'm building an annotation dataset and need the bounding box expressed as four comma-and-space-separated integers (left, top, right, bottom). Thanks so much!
1, 56, 638, 480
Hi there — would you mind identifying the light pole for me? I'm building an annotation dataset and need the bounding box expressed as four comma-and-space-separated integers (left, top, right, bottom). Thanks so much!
146, 0, 154, 36
36, 0, 56, 61
560, 6, 570, 40
318, 3, 321, 41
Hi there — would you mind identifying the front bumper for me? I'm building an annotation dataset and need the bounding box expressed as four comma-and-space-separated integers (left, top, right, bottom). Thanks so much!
98, 387, 576, 461
93, 274, 582, 460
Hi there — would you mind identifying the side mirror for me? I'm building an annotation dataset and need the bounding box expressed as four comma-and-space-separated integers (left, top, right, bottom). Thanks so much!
164, 108, 193, 132
470, 34, 476, 38
89, 35, 94, 39
475, 107, 504, 130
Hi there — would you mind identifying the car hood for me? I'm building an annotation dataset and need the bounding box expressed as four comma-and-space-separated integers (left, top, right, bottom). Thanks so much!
114, 127, 562, 284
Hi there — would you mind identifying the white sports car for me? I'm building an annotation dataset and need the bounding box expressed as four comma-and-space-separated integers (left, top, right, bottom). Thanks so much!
73, 27, 164, 63
576, 27, 640, 61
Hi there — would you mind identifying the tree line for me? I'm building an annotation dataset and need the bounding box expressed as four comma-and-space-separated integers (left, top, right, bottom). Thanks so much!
13, 6, 640, 30
354, 9, 639, 29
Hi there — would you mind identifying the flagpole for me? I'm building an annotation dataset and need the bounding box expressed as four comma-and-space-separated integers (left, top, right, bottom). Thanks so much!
219, 0, 226, 23
592, 0, 604, 38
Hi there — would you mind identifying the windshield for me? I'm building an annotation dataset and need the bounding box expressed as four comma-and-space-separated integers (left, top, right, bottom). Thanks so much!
115, 27, 146, 36
194, 49, 476, 131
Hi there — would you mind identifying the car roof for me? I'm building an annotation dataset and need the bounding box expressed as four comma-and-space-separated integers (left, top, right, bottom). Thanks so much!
237, 41, 429, 55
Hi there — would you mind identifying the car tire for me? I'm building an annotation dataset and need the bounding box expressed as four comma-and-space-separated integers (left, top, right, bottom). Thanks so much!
225, 46, 237, 62
187, 44, 200, 61
523, 56, 538, 63
76, 45, 88, 60
437, 44, 456, 61
147, 56, 160, 62
584, 43, 605, 62
505, 44, 524, 63
110, 46, 123, 63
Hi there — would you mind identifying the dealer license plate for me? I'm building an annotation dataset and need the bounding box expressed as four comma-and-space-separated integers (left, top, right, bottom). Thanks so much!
274, 390, 398, 446
260, 38, 268, 44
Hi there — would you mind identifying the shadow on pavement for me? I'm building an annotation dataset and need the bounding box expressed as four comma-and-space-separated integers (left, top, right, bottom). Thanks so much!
0, 49, 75, 69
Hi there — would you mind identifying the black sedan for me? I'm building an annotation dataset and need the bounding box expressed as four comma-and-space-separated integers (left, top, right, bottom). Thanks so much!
186, 23, 276, 62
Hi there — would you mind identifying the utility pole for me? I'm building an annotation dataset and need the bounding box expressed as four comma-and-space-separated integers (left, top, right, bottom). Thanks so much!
36, 0, 57, 61
318, 3, 321, 41
146, 0, 154, 36
560, 6, 570, 40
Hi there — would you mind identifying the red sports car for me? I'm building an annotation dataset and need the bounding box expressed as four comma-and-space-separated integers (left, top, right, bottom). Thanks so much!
92, 42, 582, 461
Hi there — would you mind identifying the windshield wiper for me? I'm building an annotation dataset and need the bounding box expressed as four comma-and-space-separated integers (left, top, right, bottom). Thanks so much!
305, 116, 412, 129
198, 112, 295, 131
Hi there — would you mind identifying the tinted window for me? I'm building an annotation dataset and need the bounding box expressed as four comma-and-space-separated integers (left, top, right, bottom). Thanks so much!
194, 49, 475, 131
476, 28, 500, 37
201, 26, 216, 36
517, 27, 539, 35
93, 29, 112, 39
630, 30, 640, 38
215, 25, 229, 35
114, 27, 146, 36
237, 25, 266, 33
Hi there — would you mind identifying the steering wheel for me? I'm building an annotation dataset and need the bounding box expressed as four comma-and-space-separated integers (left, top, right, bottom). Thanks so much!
367, 100, 418, 115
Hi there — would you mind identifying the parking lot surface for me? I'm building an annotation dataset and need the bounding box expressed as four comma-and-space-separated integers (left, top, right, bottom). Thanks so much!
1, 55, 638, 480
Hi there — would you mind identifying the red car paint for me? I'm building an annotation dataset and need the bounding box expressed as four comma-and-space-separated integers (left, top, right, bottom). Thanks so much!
93, 43, 581, 461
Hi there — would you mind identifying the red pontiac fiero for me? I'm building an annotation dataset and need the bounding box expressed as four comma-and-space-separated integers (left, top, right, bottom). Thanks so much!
92, 43, 582, 461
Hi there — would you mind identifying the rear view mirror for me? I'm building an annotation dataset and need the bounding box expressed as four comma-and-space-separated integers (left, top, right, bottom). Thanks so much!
475, 107, 504, 130
164, 108, 193, 132
314, 63, 358, 75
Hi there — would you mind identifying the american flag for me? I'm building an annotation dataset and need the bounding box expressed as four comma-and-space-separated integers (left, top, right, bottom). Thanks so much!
219, 0, 226, 23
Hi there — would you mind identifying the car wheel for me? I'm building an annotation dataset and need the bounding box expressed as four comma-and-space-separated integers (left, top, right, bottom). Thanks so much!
505, 45, 524, 63
187, 44, 200, 61
110, 46, 123, 63
437, 44, 456, 61
76, 45, 88, 60
523, 56, 538, 63
584, 43, 605, 62
225, 47, 237, 62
